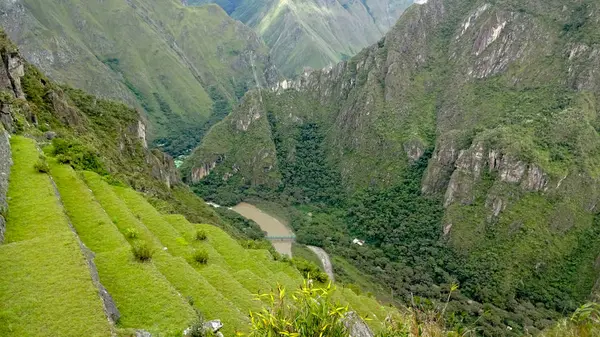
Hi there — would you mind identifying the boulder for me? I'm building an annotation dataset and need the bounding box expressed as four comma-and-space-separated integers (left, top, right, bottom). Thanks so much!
344, 311, 374, 337
135, 330, 152, 337
45, 131, 57, 140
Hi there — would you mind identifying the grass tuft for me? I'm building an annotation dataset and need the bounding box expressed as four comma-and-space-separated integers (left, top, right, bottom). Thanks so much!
192, 249, 209, 264
132, 242, 154, 262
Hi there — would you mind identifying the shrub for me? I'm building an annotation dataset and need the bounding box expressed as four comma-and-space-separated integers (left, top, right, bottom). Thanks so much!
250, 281, 348, 337
34, 158, 49, 173
124, 228, 139, 239
186, 319, 215, 337
195, 229, 208, 241
192, 249, 209, 264
51, 138, 105, 173
292, 258, 329, 284
131, 242, 153, 262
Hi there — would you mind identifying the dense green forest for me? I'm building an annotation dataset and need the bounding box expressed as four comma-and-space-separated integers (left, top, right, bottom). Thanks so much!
192, 119, 585, 336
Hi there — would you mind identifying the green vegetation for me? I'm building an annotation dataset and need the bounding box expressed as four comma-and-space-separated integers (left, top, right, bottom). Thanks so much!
188, 0, 600, 335
4, 137, 69, 242
0, 234, 112, 337
151, 253, 249, 336
50, 162, 127, 252
7, 0, 275, 155
95, 248, 196, 334
192, 248, 209, 264
132, 241, 155, 262
195, 229, 208, 241
188, 0, 413, 76
291, 243, 323, 269
250, 281, 348, 337
33, 156, 50, 173
0, 136, 111, 337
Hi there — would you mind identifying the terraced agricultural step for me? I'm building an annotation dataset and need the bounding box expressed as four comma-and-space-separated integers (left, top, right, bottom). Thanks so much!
198, 264, 263, 314
0, 136, 112, 337
51, 166, 195, 334
95, 248, 196, 334
153, 252, 250, 335
81, 172, 162, 249
49, 163, 127, 253
4, 136, 71, 242
233, 269, 273, 294
163, 215, 233, 271
113, 186, 194, 257
196, 224, 274, 278
248, 249, 304, 281
0, 233, 112, 337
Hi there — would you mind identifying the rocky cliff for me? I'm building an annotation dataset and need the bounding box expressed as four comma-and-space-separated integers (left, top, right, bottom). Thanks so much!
186, 0, 600, 331
188, 0, 414, 76
0, 35, 22, 243
0, 30, 181, 193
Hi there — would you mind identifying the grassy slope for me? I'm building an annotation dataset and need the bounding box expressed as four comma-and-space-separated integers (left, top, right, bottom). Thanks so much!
49, 162, 196, 334
0, 136, 110, 337
4, 137, 69, 242
94, 248, 196, 334
2, 139, 398, 336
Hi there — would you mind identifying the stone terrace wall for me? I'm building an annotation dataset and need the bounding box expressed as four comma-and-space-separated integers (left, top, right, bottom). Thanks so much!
0, 126, 11, 243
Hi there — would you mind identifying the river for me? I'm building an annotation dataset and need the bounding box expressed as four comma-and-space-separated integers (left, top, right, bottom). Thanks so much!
230, 202, 335, 281
231, 202, 294, 256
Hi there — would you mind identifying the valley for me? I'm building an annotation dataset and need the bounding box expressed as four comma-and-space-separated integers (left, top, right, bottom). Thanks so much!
186, 0, 414, 76
1, 0, 600, 335
185, 0, 600, 334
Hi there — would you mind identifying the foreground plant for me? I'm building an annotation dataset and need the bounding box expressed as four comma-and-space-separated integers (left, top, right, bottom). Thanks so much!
249, 279, 349, 337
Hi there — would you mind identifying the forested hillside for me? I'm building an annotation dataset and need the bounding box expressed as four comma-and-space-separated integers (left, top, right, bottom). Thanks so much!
0, 0, 278, 156
185, 0, 600, 334
187, 0, 414, 76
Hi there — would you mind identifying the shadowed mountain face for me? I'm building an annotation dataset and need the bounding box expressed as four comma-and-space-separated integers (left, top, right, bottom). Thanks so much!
185, 0, 600, 333
187, 0, 414, 76
0, 0, 279, 156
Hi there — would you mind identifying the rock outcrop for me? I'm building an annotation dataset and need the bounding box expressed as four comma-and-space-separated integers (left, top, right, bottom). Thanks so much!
0, 126, 11, 243
148, 149, 180, 189
344, 311, 374, 337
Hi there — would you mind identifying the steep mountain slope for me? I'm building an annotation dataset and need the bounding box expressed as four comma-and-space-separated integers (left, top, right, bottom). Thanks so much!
0, 0, 278, 155
0, 30, 407, 337
185, 0, 600, 333
187, 0, 414, 76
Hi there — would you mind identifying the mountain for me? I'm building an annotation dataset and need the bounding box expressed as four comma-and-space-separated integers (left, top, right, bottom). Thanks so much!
185, 0, 600, 334
0, 0, 278, 156
0, 30, 427, 337
186, 0, 414, 76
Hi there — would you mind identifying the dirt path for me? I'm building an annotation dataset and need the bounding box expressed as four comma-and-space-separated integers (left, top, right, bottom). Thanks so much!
307, 245, 335, 282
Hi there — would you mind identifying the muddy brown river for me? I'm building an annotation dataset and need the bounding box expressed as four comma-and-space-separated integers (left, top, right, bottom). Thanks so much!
231, 202, 294, 256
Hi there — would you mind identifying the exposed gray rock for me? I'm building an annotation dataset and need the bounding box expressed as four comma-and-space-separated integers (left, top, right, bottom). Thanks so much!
0, 102, 13, 133
0, 128, 12, 243
7, 52, 25, 99
135, 330, 152, 337
148, 148, 180, 189
44, 131, 57, 140
344, 311, 374, 337
183, 320, 223, 337
191, 160, 217, 183
204, 319, 223, 332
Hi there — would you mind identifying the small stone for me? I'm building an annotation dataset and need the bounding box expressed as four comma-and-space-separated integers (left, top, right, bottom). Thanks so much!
135, 330, 152, 337
45, 131, 57, 140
